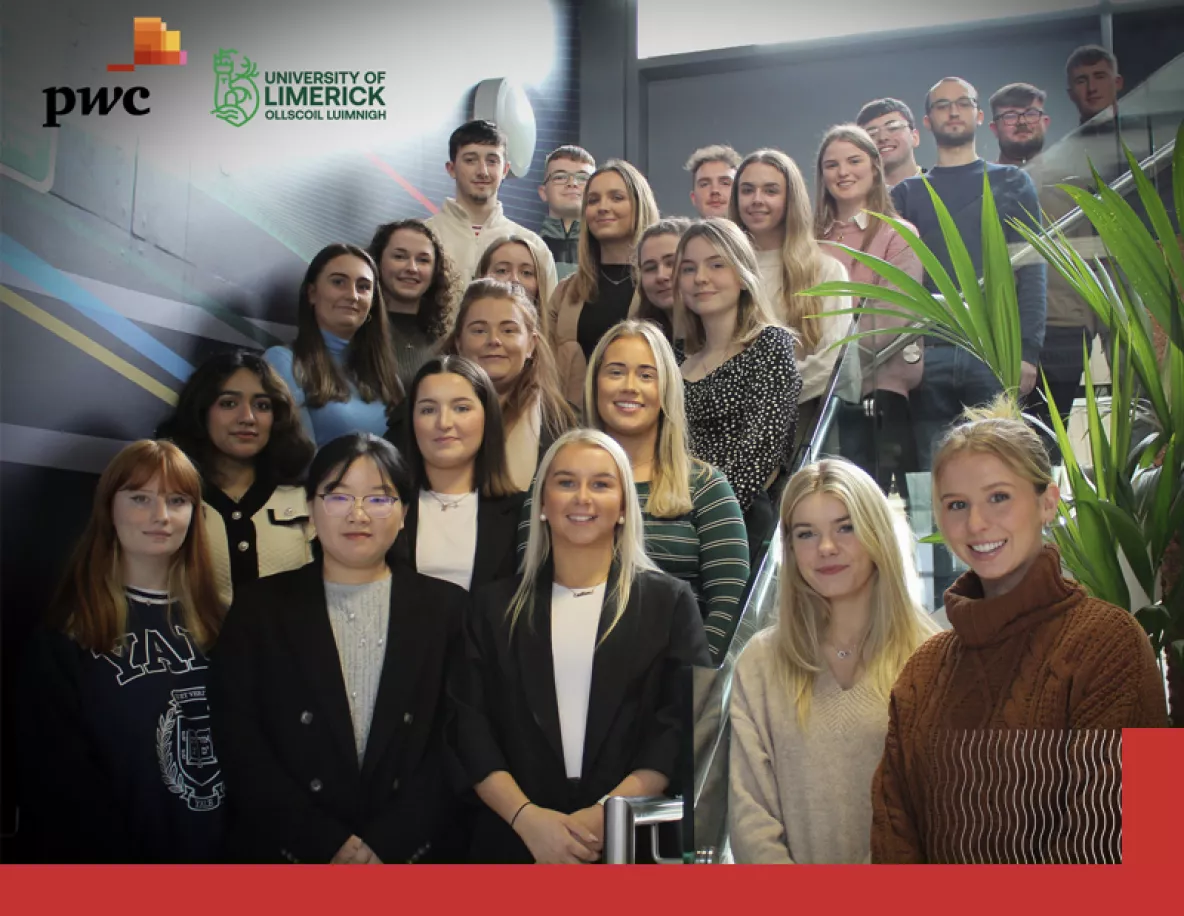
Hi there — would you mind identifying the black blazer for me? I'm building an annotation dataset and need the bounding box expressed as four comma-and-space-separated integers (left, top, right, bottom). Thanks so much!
454, 565, 710, 863
208, 559, 468, 864
395, 490, 525, 591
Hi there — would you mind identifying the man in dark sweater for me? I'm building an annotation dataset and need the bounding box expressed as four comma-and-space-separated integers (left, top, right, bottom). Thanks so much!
891, 76, 1046, 468
538, 145, 595, 280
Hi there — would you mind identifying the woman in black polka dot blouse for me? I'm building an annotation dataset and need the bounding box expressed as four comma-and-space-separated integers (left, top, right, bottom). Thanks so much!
673, 219, 802, 544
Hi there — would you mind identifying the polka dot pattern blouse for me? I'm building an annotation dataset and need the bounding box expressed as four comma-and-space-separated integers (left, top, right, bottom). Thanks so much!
680, 326, 802, 510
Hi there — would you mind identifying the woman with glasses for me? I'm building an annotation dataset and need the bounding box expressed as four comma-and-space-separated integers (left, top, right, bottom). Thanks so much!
210, 433, 469, 863
454, 429, 710, 863
264, 244, 404, 448
157, 350, 316, 608
549, 159, 660, 408
813, 124, 924, 505
18, 440, 225, 862
367, 220, 460, 393
393, 355, 524, 592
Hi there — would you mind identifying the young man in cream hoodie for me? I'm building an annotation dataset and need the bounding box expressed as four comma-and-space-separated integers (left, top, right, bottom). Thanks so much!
425, 119, 558, 296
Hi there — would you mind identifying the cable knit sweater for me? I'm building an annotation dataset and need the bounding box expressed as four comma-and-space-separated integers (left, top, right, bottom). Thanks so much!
871, 545, 1167, 864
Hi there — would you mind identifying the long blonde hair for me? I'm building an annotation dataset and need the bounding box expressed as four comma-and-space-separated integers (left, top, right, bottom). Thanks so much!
557, 159, 660, 311
775, 459, 937, 725
584, 320, 706, 517
671, 218, 783, 355
812, 124, 898, 247
509, 429, 656, 643
730, 149, 828, 351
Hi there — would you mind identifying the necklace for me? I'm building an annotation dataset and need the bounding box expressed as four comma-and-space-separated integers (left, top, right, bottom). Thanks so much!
599, 266, 632, 287
826, 630, 868, 660
426, 490, 473, 512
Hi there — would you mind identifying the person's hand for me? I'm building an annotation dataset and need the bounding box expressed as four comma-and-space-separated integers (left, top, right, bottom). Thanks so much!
566, 805, 605, 858
350, 840, 383, 864
513, 804, 599, 864
330, 834, 364, 864
1019, 360, 1039, 397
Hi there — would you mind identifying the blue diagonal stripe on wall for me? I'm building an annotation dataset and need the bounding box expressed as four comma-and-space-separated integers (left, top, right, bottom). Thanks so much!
0, 235, 194, 381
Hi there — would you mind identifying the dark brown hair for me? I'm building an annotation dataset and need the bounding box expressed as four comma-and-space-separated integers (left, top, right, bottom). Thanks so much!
367, 219, 459, 340
291, 243, 404, 412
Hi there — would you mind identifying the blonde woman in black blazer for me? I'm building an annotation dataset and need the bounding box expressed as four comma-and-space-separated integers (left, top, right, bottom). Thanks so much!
454, 428, 710, 863
210, 433, 468, 864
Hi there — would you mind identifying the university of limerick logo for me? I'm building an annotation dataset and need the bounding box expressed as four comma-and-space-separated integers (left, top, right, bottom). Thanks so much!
211, 48, 260, 127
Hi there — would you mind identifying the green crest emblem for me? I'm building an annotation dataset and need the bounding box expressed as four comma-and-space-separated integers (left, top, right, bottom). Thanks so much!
211, 49, 260, 127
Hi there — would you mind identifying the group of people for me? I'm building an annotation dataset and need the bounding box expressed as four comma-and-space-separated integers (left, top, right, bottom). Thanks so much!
15, 42, 1166, 866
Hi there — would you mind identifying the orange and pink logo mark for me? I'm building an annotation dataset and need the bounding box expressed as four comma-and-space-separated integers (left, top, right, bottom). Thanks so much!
107, 17, 187, 71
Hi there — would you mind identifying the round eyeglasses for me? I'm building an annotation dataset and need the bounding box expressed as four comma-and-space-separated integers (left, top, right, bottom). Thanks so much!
317, 493, 400, 518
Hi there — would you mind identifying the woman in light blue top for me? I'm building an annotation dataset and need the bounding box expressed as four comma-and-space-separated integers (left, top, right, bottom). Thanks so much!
264, 243, 404, 447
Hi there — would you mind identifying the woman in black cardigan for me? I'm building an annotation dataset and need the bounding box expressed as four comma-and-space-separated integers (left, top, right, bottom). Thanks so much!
209, 433, 468, 864
454, 428, 710, 863
391, 355, 523, 591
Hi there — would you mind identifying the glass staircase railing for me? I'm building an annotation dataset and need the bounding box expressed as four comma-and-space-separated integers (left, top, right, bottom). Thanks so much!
686, 67, 1183, 860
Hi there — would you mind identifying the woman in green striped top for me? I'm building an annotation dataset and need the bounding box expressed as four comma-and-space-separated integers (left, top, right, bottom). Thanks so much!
521, 320, 750, 661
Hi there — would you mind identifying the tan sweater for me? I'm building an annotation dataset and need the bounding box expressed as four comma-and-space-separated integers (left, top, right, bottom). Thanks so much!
872, 545, 1168, 864
728, 628, 890, 864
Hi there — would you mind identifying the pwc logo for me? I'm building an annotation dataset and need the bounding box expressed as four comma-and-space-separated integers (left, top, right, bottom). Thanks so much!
43, 17, 187, 128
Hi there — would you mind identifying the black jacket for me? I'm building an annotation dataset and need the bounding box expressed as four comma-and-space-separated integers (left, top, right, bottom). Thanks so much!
208, 559, 468, 863
454, 566, 710, 862
395, 490, 525, 590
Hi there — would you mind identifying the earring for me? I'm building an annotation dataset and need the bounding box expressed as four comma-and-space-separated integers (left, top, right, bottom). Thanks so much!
618, 516, 625, 525
539, 512, 547, 521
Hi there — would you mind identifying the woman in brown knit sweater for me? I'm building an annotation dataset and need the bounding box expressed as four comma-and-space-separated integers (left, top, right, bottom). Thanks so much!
871, 397, 1167, 864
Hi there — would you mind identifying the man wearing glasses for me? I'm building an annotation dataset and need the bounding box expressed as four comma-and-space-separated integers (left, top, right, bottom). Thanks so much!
988, 83, 1051, 168
990, 82, 1097, 465
856, 99, 924, 188
538, 145, 596, 280
890, 77, 1046, 467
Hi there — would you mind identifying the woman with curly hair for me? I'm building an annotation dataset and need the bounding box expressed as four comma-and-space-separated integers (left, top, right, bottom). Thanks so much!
368, 219, 460, 392
157, 349, 316, 607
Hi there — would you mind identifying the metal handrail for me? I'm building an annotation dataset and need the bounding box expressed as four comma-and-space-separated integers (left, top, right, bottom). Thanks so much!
603, 795, 685, 864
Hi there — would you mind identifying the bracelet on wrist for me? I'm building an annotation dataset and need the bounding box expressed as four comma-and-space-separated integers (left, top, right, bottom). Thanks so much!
510, 800, 533, 828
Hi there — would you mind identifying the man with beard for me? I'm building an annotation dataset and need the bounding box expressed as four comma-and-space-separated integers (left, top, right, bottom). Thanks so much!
890, 77, 1046, 467
685, 144, 741, 218
990, 82, 1097, 464
856, 98, 924, 187
426, 119, 558, 291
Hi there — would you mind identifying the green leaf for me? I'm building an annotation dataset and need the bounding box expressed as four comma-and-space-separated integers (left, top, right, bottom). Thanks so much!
1091, 500, 1155, 598
979, 170, 1023, 391
1123, 139, 1184, 306
919, 531, 945, 545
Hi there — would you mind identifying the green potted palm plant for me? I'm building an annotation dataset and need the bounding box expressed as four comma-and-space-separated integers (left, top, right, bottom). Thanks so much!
807, 123, 1184, 722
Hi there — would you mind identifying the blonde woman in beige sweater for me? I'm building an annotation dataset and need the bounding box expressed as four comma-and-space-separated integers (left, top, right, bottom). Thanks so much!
728, 458, 936, 863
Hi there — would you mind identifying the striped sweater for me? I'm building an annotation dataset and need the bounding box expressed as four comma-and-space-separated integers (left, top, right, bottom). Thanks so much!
519, 465, 749, 662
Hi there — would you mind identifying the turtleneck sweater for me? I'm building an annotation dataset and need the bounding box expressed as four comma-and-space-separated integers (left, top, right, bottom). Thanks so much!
871, 545, 1167, 864
264, 329, 391, 447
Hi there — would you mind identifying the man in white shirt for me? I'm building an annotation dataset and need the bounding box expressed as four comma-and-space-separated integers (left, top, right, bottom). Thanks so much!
425, 119, 558, 295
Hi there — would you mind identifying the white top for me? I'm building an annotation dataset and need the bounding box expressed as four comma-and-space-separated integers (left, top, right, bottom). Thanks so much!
550, 580, 607, 779
416, 489, 479, 591
755, 249, 852, 402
